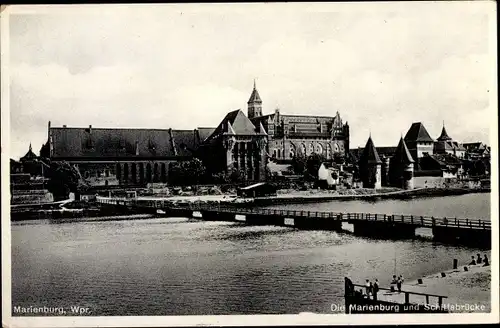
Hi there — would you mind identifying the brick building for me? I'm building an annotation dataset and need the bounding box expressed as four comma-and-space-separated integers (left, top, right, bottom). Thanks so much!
247, 82, 350, 162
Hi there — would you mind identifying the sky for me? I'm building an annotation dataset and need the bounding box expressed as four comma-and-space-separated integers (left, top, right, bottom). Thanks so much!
4, 2, 496, 160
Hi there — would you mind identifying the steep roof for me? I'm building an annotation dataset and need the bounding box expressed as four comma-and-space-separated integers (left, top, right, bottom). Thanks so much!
360, 136, 382, 164
437, 125, 452, 141
20, 144, 37, 162
247, 81, 262, 104
204, 109, 262, 143
392, 137, 414, 164
197, 127, 216, 142
404, 122, 434, 142
49, 126, 198, 159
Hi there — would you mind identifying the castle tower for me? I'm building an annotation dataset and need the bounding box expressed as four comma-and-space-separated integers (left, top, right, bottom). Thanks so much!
389, 137, 415, 189
359, 136, 382, 189
247, 80, 262, 119
437, 122, 452, 142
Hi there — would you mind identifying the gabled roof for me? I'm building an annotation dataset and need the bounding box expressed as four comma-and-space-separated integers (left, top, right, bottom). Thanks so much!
392, 137, 414, 164
204, 109, 263, 143
404, 122, 434, 142
360, 136, 382, 164
247, 81, 262, 104
49, 126, 199, 159
197, 127, 216, 142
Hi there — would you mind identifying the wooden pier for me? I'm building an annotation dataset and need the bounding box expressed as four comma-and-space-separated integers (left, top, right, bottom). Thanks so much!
345, 281, 448, 313
95, 197, 491, 247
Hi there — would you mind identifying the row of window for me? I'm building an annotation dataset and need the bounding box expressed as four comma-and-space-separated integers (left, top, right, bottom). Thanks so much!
272, 142, 344, 159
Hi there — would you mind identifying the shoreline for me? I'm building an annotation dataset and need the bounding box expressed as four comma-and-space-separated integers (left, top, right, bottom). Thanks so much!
376, 260, 491, 313
253, 187, 489, 205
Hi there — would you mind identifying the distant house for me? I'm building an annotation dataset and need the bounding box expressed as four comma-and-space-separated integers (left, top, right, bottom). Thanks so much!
418, 153, 464, 178
462, 142, 491, 160
318, 162, 341, 188
434, 124, 466, 158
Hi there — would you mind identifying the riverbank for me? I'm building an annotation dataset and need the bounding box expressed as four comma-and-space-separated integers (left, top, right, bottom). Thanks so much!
375, 259, 491, 313
252, 187, 490, 205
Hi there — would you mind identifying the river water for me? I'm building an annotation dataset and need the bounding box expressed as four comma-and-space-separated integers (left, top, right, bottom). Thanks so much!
11, 193, 491, 316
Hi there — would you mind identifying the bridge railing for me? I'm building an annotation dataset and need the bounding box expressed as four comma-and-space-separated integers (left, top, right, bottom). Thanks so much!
351, 283, 448, 307
95, 197, 490, 230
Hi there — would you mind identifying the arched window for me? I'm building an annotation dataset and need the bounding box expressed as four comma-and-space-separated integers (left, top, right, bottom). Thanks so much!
131, 163, 137, 184
327, 144, 332, 159
309, 143, 314, 155
277, 149, 281, 158
139, 163, 145, 184
116, 164, 121, 181
315, 143, 323, 155
289, 144, 296, 158
146, 163, 152, 183
161, 163, 167, 183
300, 143, 306, 156
123, 163, 129, 183
153, 162, 159, 182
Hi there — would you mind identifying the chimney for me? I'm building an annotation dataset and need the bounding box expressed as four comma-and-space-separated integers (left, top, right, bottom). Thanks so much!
89, 125, 92, 133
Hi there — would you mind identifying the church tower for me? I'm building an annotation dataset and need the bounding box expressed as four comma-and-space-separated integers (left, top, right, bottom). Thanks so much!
247, 80, 262, 119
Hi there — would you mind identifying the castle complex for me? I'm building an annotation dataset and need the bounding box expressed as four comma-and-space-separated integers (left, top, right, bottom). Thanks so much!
35, 82, 349, 186
15, 82, 484, 191
248, 81, 350, 161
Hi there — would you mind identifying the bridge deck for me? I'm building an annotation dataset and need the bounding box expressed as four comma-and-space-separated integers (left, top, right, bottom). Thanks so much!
95, 197, 491, 230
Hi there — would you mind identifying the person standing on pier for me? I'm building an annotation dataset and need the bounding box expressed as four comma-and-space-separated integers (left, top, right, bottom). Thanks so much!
396, 275, 403, 292
477, 254, 482, 264
469, 256, 476, 265
483, 255, 489, 266
373, 279, 379, 301
365, 279, 371, 299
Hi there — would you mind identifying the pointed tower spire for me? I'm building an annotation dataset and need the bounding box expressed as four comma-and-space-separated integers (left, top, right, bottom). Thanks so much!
247, 79, 262, 119
29, 143, 32, 151
437, 121, 452, 141
361, 135, 382, 164
394, 136, 414, 164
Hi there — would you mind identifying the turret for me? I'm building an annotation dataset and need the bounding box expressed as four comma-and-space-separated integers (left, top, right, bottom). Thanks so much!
389, 137, 415, 189
247, 80, 262, 119
359, 136, 382, 189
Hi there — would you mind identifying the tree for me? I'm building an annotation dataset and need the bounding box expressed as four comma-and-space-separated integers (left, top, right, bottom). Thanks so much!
44, 160, 88, 201
182, 158, 206, 185
291, 153, 307, 176
168, 159, 207, 185
305, 153, 326, 180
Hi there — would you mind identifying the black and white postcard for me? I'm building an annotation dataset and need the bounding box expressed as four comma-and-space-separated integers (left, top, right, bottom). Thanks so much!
1, 2, 498, 327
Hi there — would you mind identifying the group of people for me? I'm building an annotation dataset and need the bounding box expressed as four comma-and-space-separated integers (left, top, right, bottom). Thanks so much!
391, 274, 404, 292
469, 253, 490, 266
363, 279, 380, 300
344, 277, 380, 300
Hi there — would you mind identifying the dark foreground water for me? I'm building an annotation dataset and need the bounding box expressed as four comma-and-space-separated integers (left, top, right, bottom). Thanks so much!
11, 193, 491, 316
